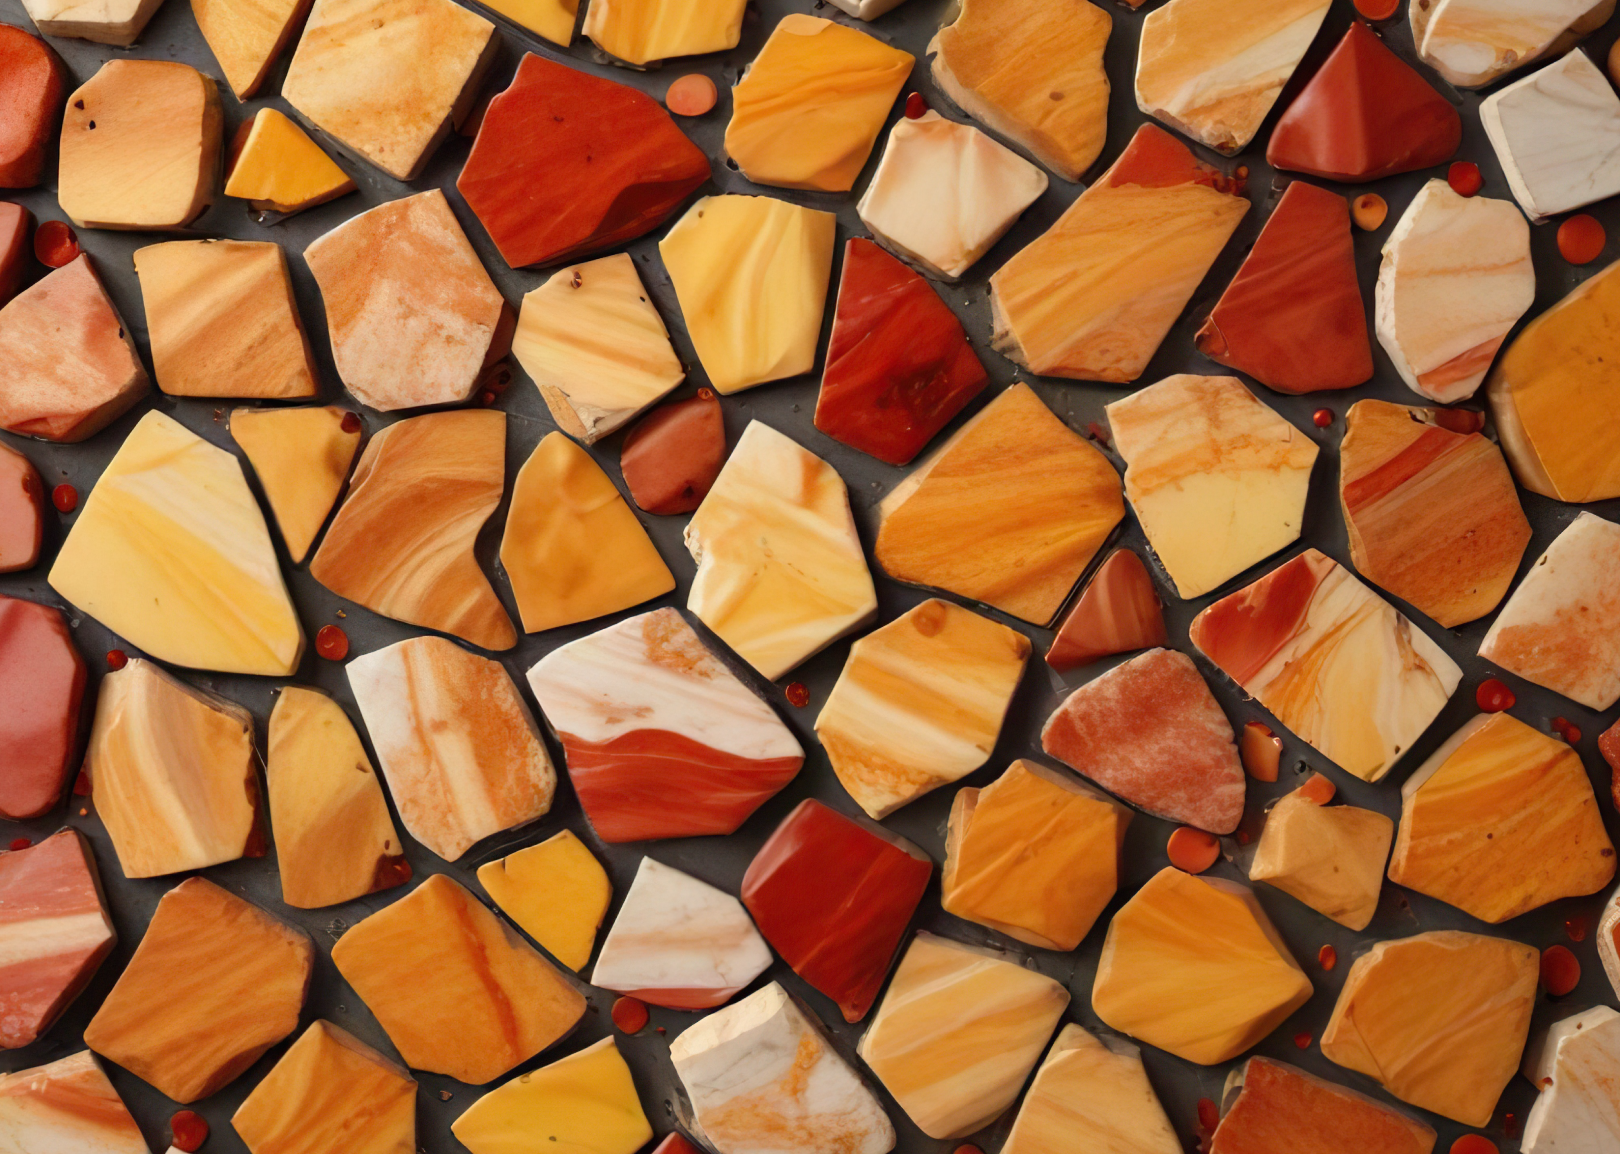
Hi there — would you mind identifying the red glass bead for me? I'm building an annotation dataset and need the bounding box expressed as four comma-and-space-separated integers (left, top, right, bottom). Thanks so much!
1447, 161, 1482, 197
612, 995, 649, 1033
7, 838, 29, 851
1541, 944, 1581, 996
340, 411, 361, 434
105, 649, 128, 670
904, 92, 927, 119
33, 219, 80, 268
169, 1110, 209, 1152
785, 682, 810, 707
1312, 408, 1333, 428
315, 624, 349, 661
1475, 678, 1515, 712
51, 484, 76, 513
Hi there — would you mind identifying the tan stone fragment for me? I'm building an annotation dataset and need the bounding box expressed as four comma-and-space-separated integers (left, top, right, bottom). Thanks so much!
1249, 785, 1393, 931
194, 0, 311, 99
230, 405, 361, 564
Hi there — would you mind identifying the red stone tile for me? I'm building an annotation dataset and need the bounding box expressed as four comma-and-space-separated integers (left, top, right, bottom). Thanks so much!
1046, 549, 1166, 673
0, 441, 42, 573
1212, 1056, 1435, 1154
458, 53, 710, 269
619, 391, 725, 515
0, 26, 64, 189
0, 202, 30, 306
815, 238, 989, 466
0, 596, 86, 820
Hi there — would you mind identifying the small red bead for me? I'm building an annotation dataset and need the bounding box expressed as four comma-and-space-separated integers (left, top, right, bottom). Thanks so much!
315, 624, 349, 661
340, 411, 361, 434
1318, 944, 1337, 971
904, 92, 927, 119
785, 682, 810, 707
1450, 1136, 1498, 1154
169, 1109, 209, 1152
1475, 678, 1515, 713
611, 995, 649, 1033
51, 484, 77, 513
1353, 0, 1399, 18
1504, 1113, 1521, 1139
1558, 214, 1606, 265
1086, 420, 1111, 447
951, 1146, 984, 1154
73, 770, 92, 796
105, 649, 128, 670
1447, 161, 1483, 197
1294, 1031, 1312, 1049
7, 838, 30, 851
1541, 944, 1581, 997
1312, 408, 1333, 428
1196, 1097, 1220, 1134
33, 219, 80, 268
1567, 915, 1589, 943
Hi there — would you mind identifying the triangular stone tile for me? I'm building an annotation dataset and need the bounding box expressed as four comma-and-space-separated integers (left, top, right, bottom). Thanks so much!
230, 405, 361, 565
1045, 548, 1166, 672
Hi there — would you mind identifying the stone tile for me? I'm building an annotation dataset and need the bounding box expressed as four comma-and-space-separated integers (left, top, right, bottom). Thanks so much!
1045, 549, 1166, 673
229, 405, 361, 564
1482, 49, 1620, 220
477, 830, 610, 971
0, 596, 85, 819
1249, 781, 1393, 931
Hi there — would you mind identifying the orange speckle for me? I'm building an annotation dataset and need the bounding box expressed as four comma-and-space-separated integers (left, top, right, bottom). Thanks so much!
1447, 161, 1482, 197
1168, 827, 1220, 873
1318, 944, 1337, 971
1558, 214, 1606, 265
1351, 193, 1387, 230
666, 74, 718, 117
1298, 772, 1336, 806
1541, 944, 1580, 996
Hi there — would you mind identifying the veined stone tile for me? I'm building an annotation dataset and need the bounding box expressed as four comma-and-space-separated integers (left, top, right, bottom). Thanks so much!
51, 411, 304, 675
1340, 399, 1530, 628
1135, 0, 1329, 154
453, 1038, 651, 1154
0, 596, 85, 820
85, 878, 313, 1103
875, 382, 1123, 624
0, 1052, 145, 1153
1190, 549, 1462, 783
0, 203, 28, 304
331, 873, 586, 1085
584, 0, 746, 67
590, 858, 772, 1011
194, 0, 311, 98
1107, 374, 1316, 599
229, 405, 362, 565
1603, 884, 1620, 1000
1520, 1005, 1620, 1154
512, 254, 684, 444
348, 635, 555, 861
223, 108, 355, 216
0, 830, 114, 1049
1195, 180, 1373, 394
1249, 781, 1393, 931
1415, 0, 1612, 88
659, 195, 835, 395
283, 0, 496, 181
742, 799, 931, 1023
477, 830, 611, 971
1211, 1057, 1437, 1154
857, 113, 1047, 281
817, 598, 1029, 819
619, 392, 726, 515
0, 26, 64, 186
989, 124, 1247, 382
927, 0, 1110, 182
1479, 513, 1620, 709
0, 445, 42, 573
1041, 648, 1244, 834
671, 983, 895, 1154
1002, 1025, 1181, 1154
1045, 549, 1166, 673
684, 421, 876, 680
1375, 180, 1534, 404
526, 608, 803, 843
310, 410, 516, 651
1481, 49, 1620, 221
1320, 930, 1537, 1125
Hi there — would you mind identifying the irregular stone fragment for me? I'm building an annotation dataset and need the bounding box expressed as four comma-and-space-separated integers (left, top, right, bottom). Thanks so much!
989, 125, 1248, 381
928, 0, 1110, 181
500, 433, 674, 634
1135, 0, 1329, 154
311, 410, 515, 651
194, 0, 311, 98
460, 55, 708, 269
817, 599, 1029, 819
85, 878, 313, 1103
134, 239, 317, 400
859, 933, 1068, 1139
1108, 375, 1317, 598
875, 383, 1123, 623
224, 108, 354, 216
59, 61, 221, 230
17, 0, 163, 42
1268, 23, 1461, 183
0, 255, 147, 442
591, 858, 772, 1011
1340, 399, 1530, 628
724, 16, 911, 193
1603, 884, 1620, 999
1519, 1005, 1620, 1153
513, 254, 684, 444
0, 1052, 145, 1153
0, 26, 63, 187
584, 0, 746, 67
1002, 1025, 1181, 1154
742, 799, 932, 1023
943, 759, 1129, 951
526, 608, 803, 842
1479, 513, 1620, 708
476, 0, 575, 44
1482, 51, 1620, 220
1390, 713, 1614, 921
1320, 930, 1537, 1125
477, 830, 611, 971
232, 1020, 416, 1154
1487, 260, 1620, 501
1041, 648, 1245, 834
0, 202, 27, 304
348, 635, 555, 861
1195, 180, 1372, 394
1211, 1057, 1437, 1154
1376, 181, 1534, 405
283, 0, 495, 180
619, 392, 725, 515
857, 114, 1046, 281
1093, 868, 1312, 1065
0, 596, 84, 820
660, 196, 835, 395
453, 1038, 651, 1154
1249, 781, 1393, 931
331, 873, 586, 1085
0, 830, 114, 1049
685, 421, 876, 680
815, 238, 988, 466
267, 686, 409, 910
1189, 549, 1462, 782
1046, 549, 1165, 672
1415, 0, 1612, 88
0, 444, 41, 573
671, 982, 895, 1154
305, 190, 508, 412
230, 405, 361, 565
50, 411, 305, 675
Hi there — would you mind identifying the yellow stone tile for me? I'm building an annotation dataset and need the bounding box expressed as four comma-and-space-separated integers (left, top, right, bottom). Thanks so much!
1248, 785, 1393, 931
194, 0, 311, 99
875, 382, 1123, 625
1389, 713, 1615, 923
1002, 1024, 1182, 1154
477, 831, 611, 972
659, 195, 835, 395
1092, 867, 1312, 1065
224, 109, 355, 215
584, 0, 745, 67
452, 1038, 650, 1154
230, 406, 360, 565
49, 410, 305, 676
724, 15, 913, 193
942, 759, 1129, 950
1321, 930, 1537, 1125
476, 0, 576, 45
